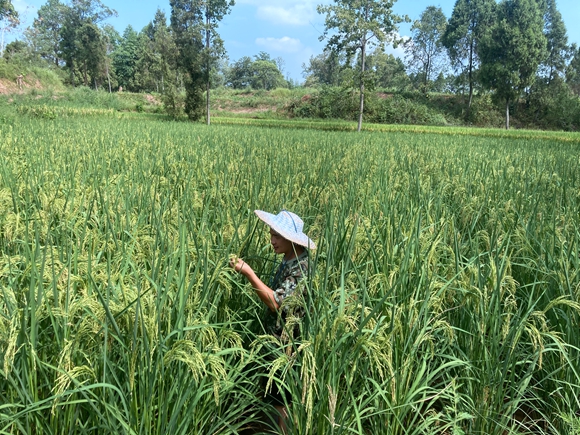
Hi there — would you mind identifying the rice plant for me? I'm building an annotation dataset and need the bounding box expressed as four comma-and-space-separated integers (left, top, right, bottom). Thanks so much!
0, 113, 579, 434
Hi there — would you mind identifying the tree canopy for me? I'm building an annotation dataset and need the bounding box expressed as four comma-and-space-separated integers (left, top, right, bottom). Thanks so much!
405, 6, 448, 91
318, 0, 407, 131
478, 0, 547, 129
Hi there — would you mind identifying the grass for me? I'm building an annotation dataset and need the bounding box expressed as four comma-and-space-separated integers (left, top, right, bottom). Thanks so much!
0, 110, 579, 434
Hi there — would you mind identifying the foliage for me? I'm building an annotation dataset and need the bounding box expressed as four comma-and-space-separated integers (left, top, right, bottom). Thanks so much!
405, 6, 448, 90
226, 54, 286, 90
285, 86, 448, 126
538, 0, 568, 84
26, 0, 67, 67
317, 0, 407, 131
566, 44, 580, 97
169, 0, 233, 122
0, 0, 17, 21
302, 49, 345, 87
169, 0, 205, 120
2, 40, 26, 61
251, 59, 285, 90
59, 0, 117, 87
478, 0, 547, 129
441, 0, 496, 116
524, 77, 580, 130
366, 50, 411, 91
111, 25, 139, 91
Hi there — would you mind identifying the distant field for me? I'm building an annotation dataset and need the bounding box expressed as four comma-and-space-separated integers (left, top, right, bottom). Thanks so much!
1, 113, 579, 434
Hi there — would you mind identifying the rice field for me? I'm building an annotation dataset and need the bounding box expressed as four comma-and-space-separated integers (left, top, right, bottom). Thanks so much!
0, 113, 579, 434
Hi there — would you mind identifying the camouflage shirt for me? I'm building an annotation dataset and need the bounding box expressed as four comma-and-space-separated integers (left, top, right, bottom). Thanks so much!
264, 251, 309, 339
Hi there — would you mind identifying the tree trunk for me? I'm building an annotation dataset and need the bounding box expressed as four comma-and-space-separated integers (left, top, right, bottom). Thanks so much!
106, 63, 112, 93
467, 38, 474, 119
206, 9, 211, 126
358, 42, 366, 132
70, 62, 75, 87
505, 98, 510, 130
83, 61, 88, 86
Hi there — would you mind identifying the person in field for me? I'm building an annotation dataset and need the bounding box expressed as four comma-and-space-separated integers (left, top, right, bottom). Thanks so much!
229, 209, 316, 433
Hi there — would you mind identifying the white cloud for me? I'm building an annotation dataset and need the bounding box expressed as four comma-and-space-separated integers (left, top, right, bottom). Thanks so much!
385, 43, 407, 60
236, 0, 324, 26
384, 32, 410, 60
255, 36, 303, 53
256, 4, 315, 26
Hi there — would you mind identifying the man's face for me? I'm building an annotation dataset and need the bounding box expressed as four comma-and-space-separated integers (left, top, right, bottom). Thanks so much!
270, 228, 293, 256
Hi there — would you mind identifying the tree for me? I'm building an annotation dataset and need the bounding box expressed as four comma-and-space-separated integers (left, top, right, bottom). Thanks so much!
60, 0, 116, 86
101, 24, 120, 92
26, 0, 67, 67
405, 6, 448, 92
200, 0, 234, 124
441, 0, 495, 117
538, 0, 568, 84
302, 49, 344, 87
226, 55, 253, 89
170, 0, 233, 123
3, 39, 26, 61
251, 58, 285, 90
0, 0, 18, 58
478, 0, 546, 129
170, 0, 205, 120
76, 22, 107, 88
112, 25, 140, 91
0, 0, 16, 20
134, 9, 179, 94
317, 0, 407, 131
566, 44, 580, 96
225, 55, 285, 90
366, 50, 410, 91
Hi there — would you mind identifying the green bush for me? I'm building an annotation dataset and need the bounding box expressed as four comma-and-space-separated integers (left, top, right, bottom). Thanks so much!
285, 86, 448, 126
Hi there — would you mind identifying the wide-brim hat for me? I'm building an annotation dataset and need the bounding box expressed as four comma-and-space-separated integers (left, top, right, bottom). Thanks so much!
254, 210, 316, 250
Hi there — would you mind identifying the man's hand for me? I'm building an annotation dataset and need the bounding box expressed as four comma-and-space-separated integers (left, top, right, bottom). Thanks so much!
229, 255, 252, 275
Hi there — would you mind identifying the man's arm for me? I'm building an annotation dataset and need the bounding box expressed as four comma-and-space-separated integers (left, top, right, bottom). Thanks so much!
230, 258, 280, 312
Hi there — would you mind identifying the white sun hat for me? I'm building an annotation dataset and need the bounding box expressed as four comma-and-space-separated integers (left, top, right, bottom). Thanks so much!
254, 209, 316, 250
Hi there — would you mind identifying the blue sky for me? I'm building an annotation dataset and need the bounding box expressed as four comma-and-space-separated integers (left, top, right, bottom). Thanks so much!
7, 0, 580, 82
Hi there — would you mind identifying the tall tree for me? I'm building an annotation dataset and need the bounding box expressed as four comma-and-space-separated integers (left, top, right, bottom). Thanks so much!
317, 0, 407, 132
200, 0, 234, 125
405, 6, 448, 91
539, 0, 568, 84
136, 9, 178, 93
170, 0, 205, 120
112, 25, 140, 91
479, 0, 546, 129
566, 44, 580, 96
170, 0, 233, 123
60, 0, 116, 86
0, 0, 18, 57
366, 50, 410, 91
26, 0, 68, 67
102, 24, 120, 92
441, 0, 495, 117
302, 49, 345, 87
76, 21, 106, 88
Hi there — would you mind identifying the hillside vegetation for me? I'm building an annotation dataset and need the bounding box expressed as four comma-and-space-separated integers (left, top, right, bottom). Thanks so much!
2, 75, 580, 133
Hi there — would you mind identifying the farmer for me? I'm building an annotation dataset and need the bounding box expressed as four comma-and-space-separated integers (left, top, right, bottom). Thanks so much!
229, 209, 316, 433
